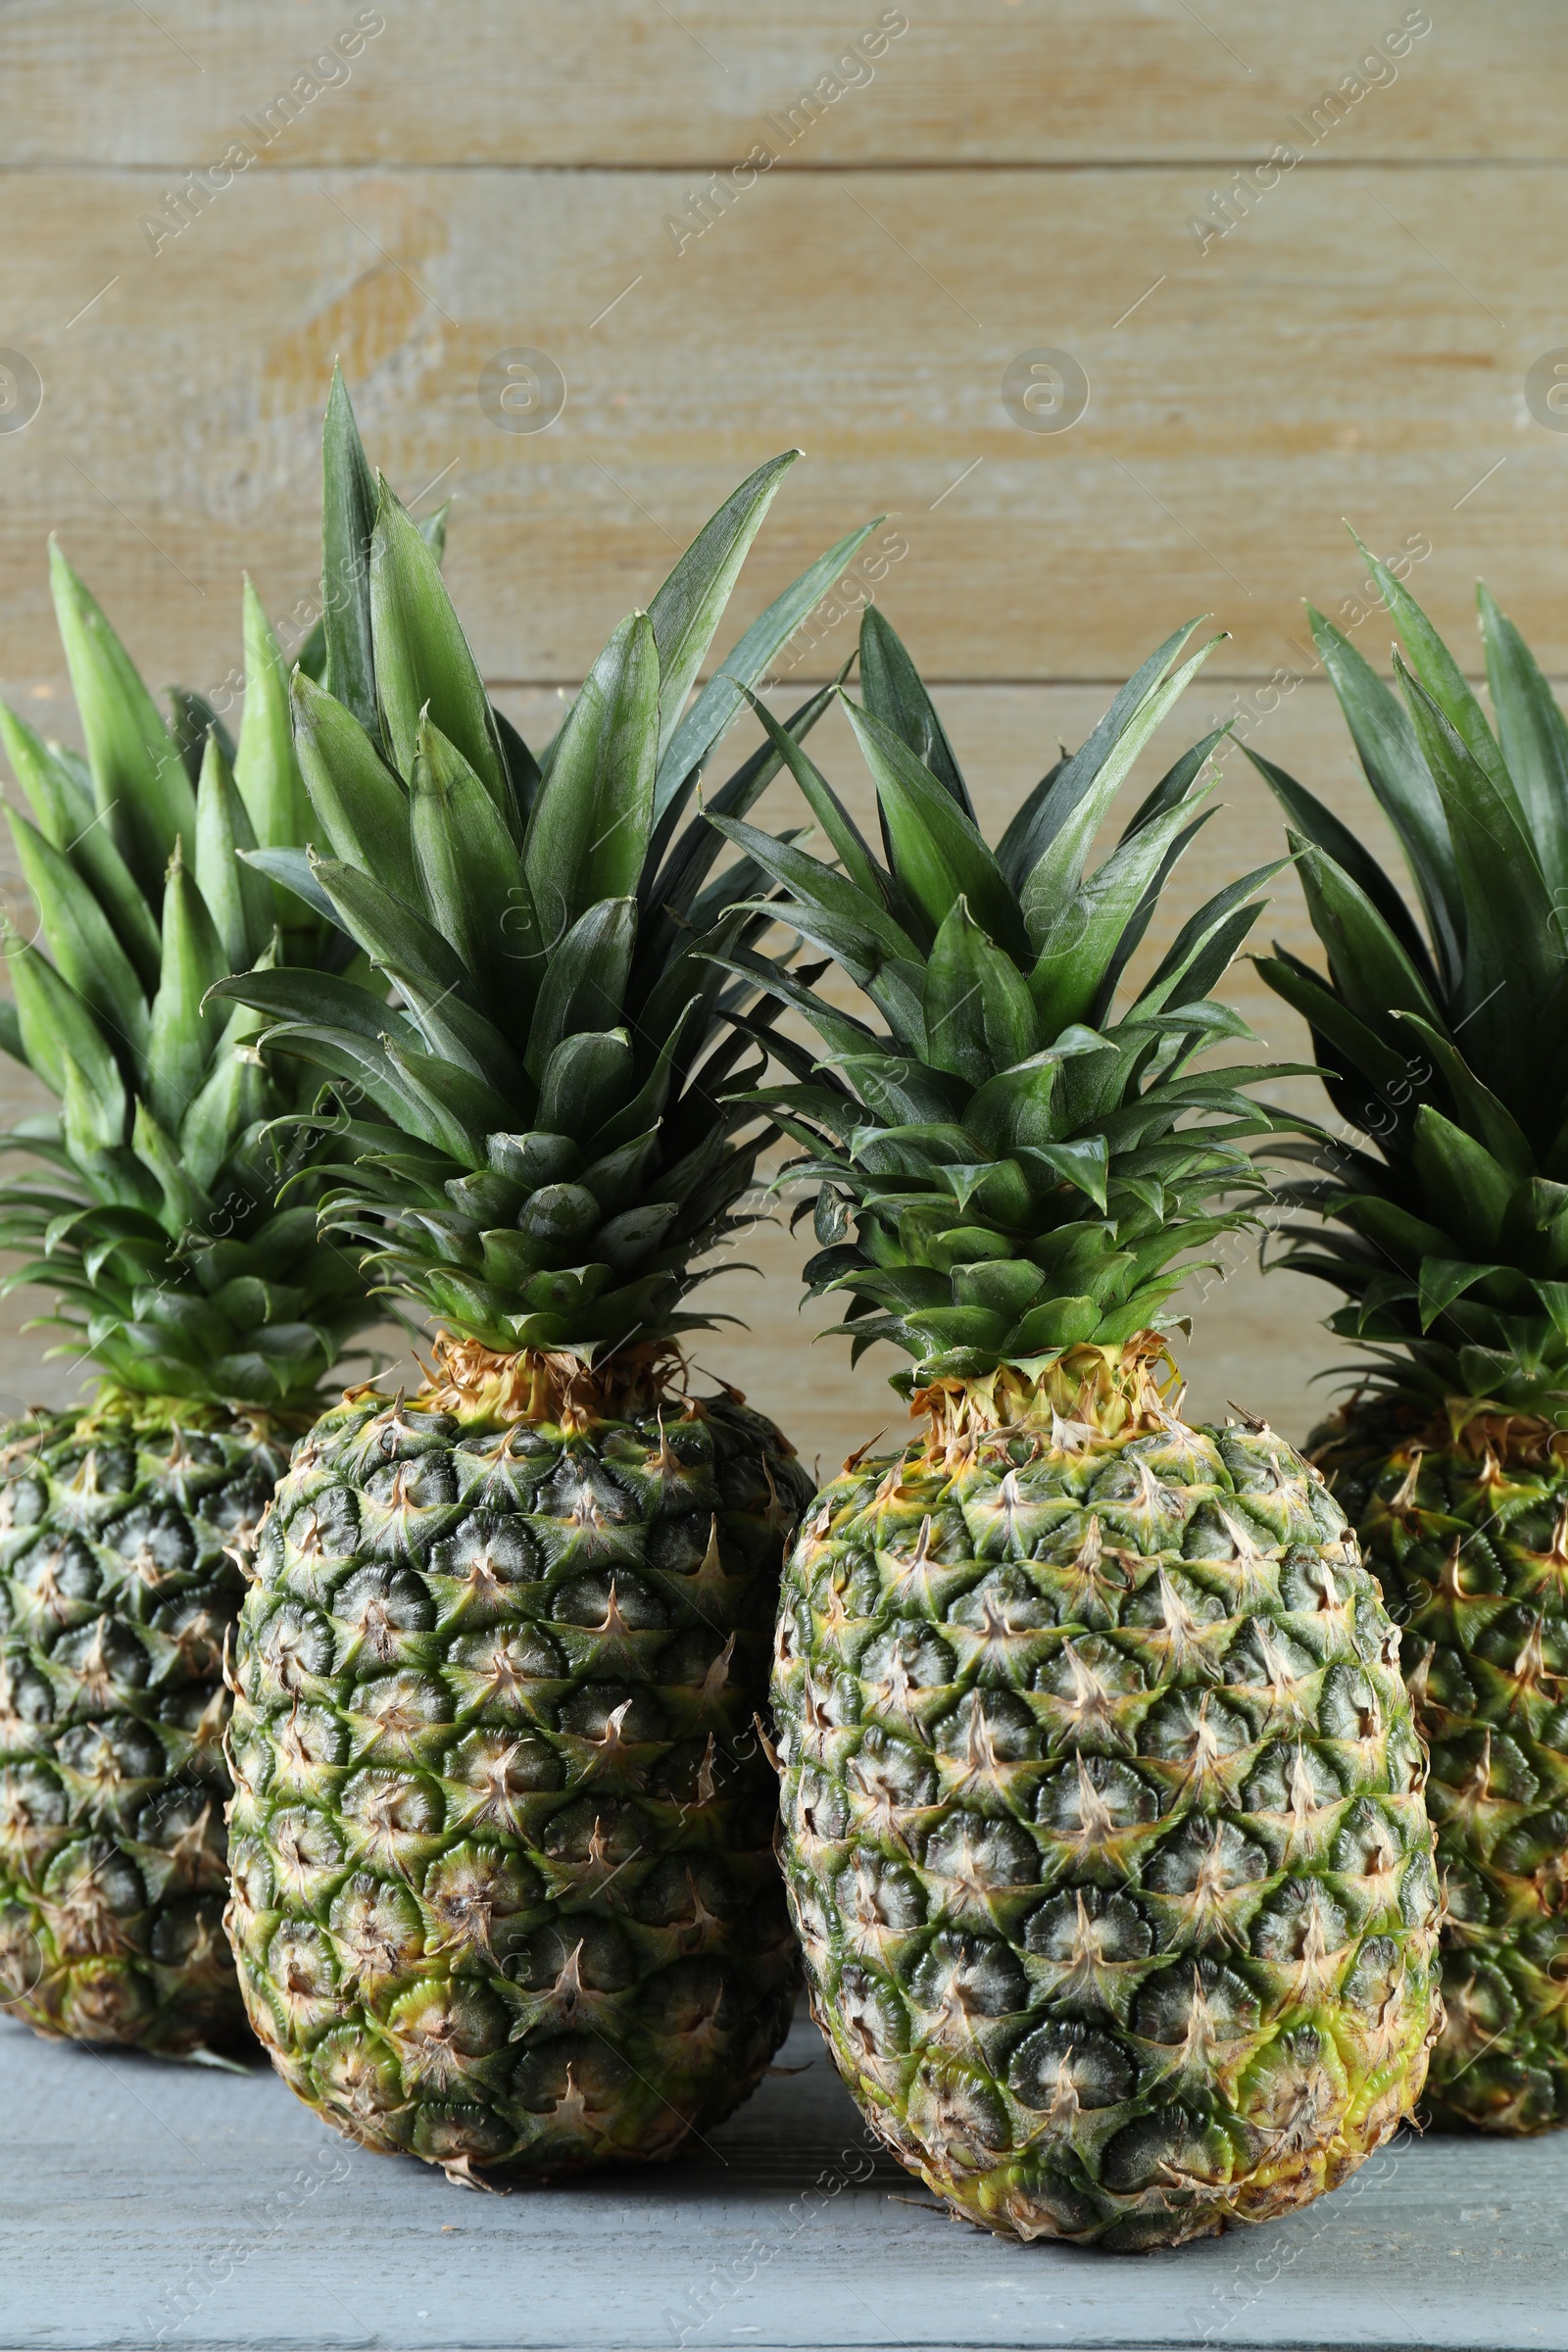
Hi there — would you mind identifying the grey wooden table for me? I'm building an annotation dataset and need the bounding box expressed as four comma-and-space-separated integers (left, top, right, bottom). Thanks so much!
2, 2008, 1563, 2352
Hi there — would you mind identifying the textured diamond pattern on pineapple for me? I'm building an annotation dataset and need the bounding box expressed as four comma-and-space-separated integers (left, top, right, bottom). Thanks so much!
1325, 1424, 1568, 2132
226, 1385, 813, 2175
775, 1413, 1440, 2250
1253, 553, 1568, 2133
0, 1422, 285, 2051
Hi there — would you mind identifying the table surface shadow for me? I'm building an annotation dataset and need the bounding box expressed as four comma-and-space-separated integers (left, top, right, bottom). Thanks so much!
1, 2006, 1563, 2352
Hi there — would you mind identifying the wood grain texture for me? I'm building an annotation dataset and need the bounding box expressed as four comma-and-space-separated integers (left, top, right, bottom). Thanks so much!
4, 2005, 1568, 2351
2, 2, 1563, 167
0, 160, 1558, 696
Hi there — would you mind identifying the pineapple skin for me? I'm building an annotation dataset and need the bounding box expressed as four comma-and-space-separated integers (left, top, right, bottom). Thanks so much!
226, 1379, 813, 2180
773, 1381, 1442, 2251
0, 1408, 283, 2055
1315, 1404, 1568, 2134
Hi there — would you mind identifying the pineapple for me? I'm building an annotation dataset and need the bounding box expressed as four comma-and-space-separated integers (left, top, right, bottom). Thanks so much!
1253, 551, 1568, 2133
0, 547, 378, 2057
218, 385, 885, 2180
721, 608, 1441, 2249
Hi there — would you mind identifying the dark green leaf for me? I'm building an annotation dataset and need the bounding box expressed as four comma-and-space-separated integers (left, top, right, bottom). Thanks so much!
208, 964, 416, 1052
647, 451, 798, 773
1138, 859, 1285, 1017
858, 605, 971, 816
1306, 604, 1462, 990
706, 813, 920, 965
0, 998, 27, 1071
1244, 742, 1436, 991
654, 512, 876, 821
294, 612, 328, 684
370, 476, 510, 820
640, 676, 841, 978
1095, 811, 1211, 1019
703, 948, 881, 1062
194, 731, 272, 971
1119, 726, 1228, 841
384, 1040, 506, 1159
1350, 529, 1513, 808
263, 1022, 455, 1144
5, 808, 150, 1067
411, 713, 539, 1002
7, 939, 124, 1125
538, 1030, 635, 1137
923, 899, 1037, 1087
311, 854, 475, 1009
1396, 653, 1563, 1074
1019, 639, 1219, 956
494, 707, 543, 824
178, 1038, 268, 1195
1478, 581, 1568, 902
416, 502, 451, 564
526, 898, 637, 1079
842, 697, 1026, 958
49, 541, 196, 898
1019, 1136, 1109, 1210
292, 670, 416, 906
1410, 1104, 1515, 1255
1254, 953, 1412, 1102
1030, 790, 1209, 1036
320, 363, 379, 734
1006, 1295, 1103, 1352
998, 615, 1204, 882
525, 612, 659, 943
238, 847, 340, 930
146, 849, 228, 1133
235, 575, 311, 873
0, 703, 162, 991
730, 682, 886, 901
1284, 839, 1437, 1039
1418, 1255, 1503, 1332
1394, 1010, 1535, 1182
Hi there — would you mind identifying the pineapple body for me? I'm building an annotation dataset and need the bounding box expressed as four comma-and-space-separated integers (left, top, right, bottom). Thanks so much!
215, 401, 874, 2164
227, 1364, 812, 2180
1317, 1405, 1568, 2133
725, 601, 1444, 2237
0, 535, 385, 2054
0, 1402, 284, 2054
774, 1363, 1441, 2251
1249, 557, 1568, 2136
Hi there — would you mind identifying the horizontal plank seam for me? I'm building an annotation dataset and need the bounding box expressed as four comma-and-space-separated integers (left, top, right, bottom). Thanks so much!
4, 156, 1568, 175
482, 672, 1518, 693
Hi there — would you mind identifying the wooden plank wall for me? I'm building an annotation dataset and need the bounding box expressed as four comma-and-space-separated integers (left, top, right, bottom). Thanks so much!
0, 1, 1562, 1463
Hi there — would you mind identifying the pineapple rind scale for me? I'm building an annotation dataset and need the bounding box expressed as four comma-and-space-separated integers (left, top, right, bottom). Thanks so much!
227, 1348, 812, 2179
773, 1343, 1442, 2250
1250, 560, 1568, 2133
0, 1395, 292, 2054
0, 540, 382, 2053
1316, 1400, 1568, 2134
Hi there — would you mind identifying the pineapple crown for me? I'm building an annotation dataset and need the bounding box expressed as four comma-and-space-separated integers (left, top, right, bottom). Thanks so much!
1253, 536, 1568, 1418
0, 546, 382, 1413
216, 372, 883, 1362
710, 606, 1298, 1392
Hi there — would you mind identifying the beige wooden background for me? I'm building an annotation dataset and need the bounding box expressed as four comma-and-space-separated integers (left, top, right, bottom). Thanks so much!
1, 1, 1564, 1468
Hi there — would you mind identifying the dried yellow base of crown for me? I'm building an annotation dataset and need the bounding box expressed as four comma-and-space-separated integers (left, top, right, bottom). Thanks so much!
908, 1329, 1183, 1468
359, 1336, 719, 1436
